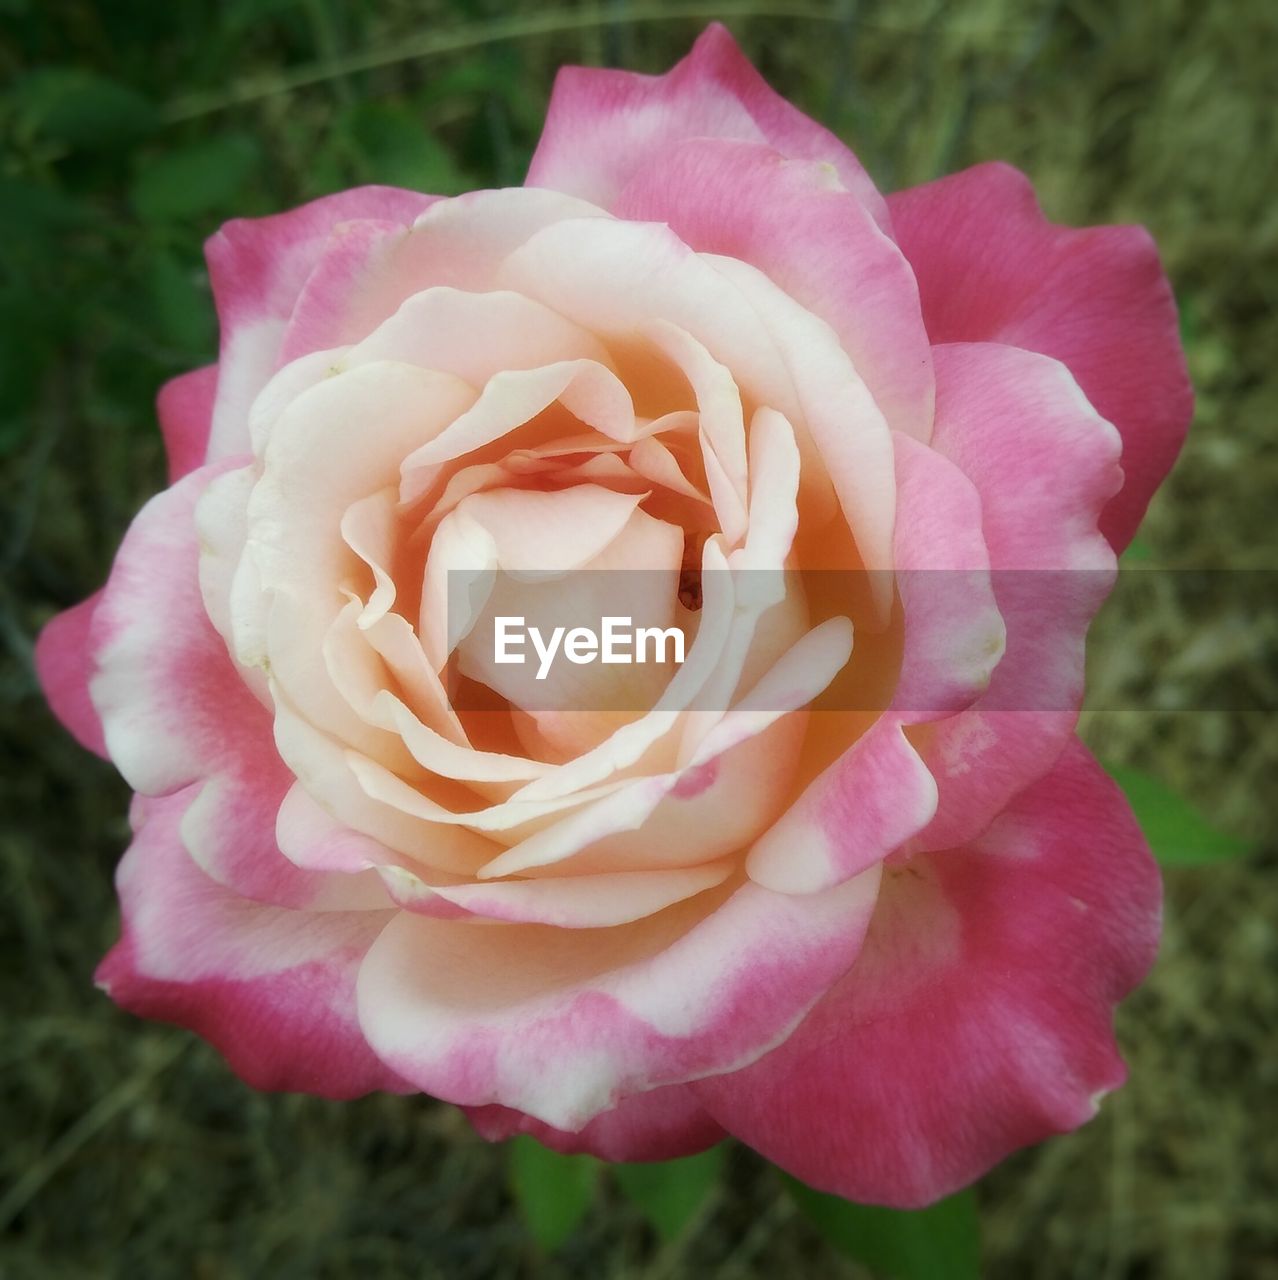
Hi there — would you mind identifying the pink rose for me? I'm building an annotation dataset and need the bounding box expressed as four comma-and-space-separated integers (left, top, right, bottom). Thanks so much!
36, 26, 1190, 1207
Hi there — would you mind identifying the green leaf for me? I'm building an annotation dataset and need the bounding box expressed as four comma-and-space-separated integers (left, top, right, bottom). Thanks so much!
1121, 535, 1153, 563
416, 62, 547, 134
613, 1146, 724, 1243
1177, 290, 1198, 349
12, 69, 155, 149
785, 1176, 980, 1280
338, 102, 473, 194
0, 286, 57, 427
508, 1136, 599, 1253
1106, 763, 1252, 865
130, 135, 261, 222
147, 252, 215, 356
0, 177, 88, 269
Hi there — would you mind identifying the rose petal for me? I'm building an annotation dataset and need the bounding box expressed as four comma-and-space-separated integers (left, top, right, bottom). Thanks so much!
452, 496, 685, 759
529, 23, 887, 228
242, 363, 475, 760
709, 253, 897, 611
380, 858, 735, 928
889, 161, 1192, 549
917, 342, 1122, 850
696, 739, 1161, 1208
890, 431, 1005, 720
642, 319, 748, 544
344, 286, 612, 384
745, 716, 937, 895
90, 465, 376, 911
96, 790, 405, 1098
156, 364, 218, 482
35, 592, 107, 758
277, 187, 612, 363
269, 694, 503, 876
355, 866, 881, 1131
206, 185, 437, 460
399, 359, 638, 505
617, 138, 933, 440
499, 217, 895, 605
466, 1084, 724, 1161
477, 617, 851, 880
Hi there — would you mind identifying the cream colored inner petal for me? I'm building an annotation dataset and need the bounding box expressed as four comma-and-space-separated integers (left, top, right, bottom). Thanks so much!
445, 491, 686, 762
213, 188, 907, 925
344, 287, 613, 385
398, 359, 638, 505
474, 617, 852, 882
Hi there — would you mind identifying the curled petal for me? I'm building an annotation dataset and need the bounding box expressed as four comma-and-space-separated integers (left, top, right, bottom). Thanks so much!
345, 286, 612, 384
745, 716, 937, 895
399, 359, 638, 504
477, 617, 851, 880
270, 697, 500, 876
643, 319, 748, 543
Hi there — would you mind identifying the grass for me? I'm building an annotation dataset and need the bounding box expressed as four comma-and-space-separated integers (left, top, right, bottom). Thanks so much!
2, 0, 1275, 1275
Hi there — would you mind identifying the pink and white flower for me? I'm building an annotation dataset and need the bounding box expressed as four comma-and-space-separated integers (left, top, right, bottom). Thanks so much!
37, 25, 1189, 1206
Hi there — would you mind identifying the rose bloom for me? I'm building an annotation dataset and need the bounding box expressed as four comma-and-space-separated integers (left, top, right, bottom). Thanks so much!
37, 26, 1190, 1206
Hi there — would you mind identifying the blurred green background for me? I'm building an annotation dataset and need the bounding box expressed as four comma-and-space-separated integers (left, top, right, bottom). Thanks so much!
2, 1, 1275, 1276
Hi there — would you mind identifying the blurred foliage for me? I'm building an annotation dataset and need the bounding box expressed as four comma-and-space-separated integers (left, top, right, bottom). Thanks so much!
508, 1138, 602, 1255
613, 1146, 725, 1243
2, 1, 1276, 1277
1107, 763, 1255, 866
785, 1178, 981, 1280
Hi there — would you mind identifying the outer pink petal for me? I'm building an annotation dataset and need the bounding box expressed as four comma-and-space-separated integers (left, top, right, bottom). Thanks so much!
90, 465, 373, 911
695, 739, 1161, 1208
917, 342, 1122, 850
889, 161, 1192, 549
97, 790, 406, 1098
355, 869, 881, 1132
466, 1084, 725, 1161
156, 364, 218, 482
35, 592, 107, 757
529, 24, 887, 228
615, 138, 932, 440
205, 185, 437, 461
